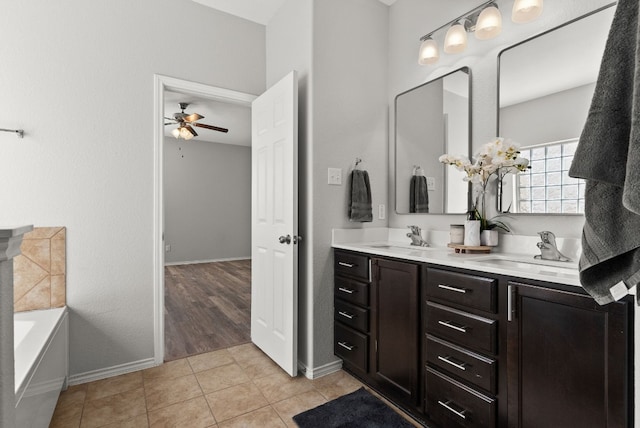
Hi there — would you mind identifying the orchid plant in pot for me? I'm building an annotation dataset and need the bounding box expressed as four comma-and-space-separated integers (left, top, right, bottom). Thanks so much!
439, 138, 529, 245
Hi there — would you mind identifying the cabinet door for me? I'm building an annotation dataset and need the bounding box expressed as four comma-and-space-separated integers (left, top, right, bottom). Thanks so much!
506, 282, 630, 428
372, 258, 420, 406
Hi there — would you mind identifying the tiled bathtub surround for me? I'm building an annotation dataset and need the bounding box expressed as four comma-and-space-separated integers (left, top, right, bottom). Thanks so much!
14, 227, 66, 312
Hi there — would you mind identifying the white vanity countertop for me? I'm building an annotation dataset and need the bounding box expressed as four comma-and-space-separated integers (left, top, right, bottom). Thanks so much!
332, 228, 582, 287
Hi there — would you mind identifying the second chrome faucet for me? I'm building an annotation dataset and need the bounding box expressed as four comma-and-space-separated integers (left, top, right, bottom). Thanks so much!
407, 225, 429, 247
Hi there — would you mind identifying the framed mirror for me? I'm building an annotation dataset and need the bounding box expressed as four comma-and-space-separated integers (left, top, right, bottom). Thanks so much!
395, 67, 471, 214
497, 4, 615, 214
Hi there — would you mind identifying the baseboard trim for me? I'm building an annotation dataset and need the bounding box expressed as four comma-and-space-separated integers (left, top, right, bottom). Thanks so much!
67, 358, 158, 385
164, 257, 250, 266
298, 358, 343, 380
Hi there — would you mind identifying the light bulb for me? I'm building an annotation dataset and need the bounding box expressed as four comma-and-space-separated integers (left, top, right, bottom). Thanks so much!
172, 128, 180, 139
475, 4, 502, 40
418, 37, 439, 65
444, 23, 467, 54
512, 0, 543, 23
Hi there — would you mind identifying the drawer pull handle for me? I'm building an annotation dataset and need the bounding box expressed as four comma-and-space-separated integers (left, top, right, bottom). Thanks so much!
338, 262, 355, 268
338, 287, 355, 294
438, 400, 467, 420
438, 284, 467, 294
337, 341, 354, 351
438, 320, 467, 333
338, 311, 355, 320
437, 355, 467, 371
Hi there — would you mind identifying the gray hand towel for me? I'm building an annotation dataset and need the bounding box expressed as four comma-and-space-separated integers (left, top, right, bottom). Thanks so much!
410, 175, 429, 213
349, 170, 373, 222
568, 0, 640, 304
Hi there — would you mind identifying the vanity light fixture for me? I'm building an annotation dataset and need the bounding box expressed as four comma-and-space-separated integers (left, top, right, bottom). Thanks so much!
444, 21, 469, 54
512, 0, 543, 23
418, 0, 541, 65
418, 37, 440, 65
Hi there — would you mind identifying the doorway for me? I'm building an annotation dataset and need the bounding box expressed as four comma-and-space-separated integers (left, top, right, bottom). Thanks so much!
153, 75, 257, 364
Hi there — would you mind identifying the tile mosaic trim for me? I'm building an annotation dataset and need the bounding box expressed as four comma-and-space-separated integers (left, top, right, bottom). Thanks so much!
14, 227, 66, 312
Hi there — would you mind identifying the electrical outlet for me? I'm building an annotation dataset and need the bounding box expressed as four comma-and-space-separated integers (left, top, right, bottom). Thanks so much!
426, 176, 436, 191
165, 244, 171, 252
328, 167, 342, 185
378, 204, 386, 220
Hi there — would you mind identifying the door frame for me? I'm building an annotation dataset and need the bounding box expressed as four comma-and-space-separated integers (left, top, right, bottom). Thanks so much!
152, 74, 257, 363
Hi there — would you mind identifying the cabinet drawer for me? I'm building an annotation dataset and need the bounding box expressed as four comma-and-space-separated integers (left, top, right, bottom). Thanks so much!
426, 302, 497, 354
334, 251, 370, 281
334, 300, 369, 333
426, 367, 496, 428
426, 335, 496, 394
335, 323, 368, 372
334, 276, 369, 306
426, 269, 497, 313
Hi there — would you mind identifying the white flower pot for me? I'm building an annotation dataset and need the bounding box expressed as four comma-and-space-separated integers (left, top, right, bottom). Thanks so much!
481, 230, 499, 246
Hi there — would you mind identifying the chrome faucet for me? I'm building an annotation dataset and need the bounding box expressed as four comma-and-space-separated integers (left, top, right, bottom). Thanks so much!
534, 231, 571, 262
407, 225, 429, 247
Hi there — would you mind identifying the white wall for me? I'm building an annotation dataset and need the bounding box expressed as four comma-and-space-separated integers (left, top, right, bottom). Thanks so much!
0, 0, 265, 378
267, 0, 388, 375
164, 139, 251, 264
388, 0, 614, 237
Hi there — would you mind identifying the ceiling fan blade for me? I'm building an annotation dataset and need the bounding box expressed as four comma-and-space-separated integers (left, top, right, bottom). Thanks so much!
185, 124, 198, 137
193, 122, 229, 133
183, 113, 204, 123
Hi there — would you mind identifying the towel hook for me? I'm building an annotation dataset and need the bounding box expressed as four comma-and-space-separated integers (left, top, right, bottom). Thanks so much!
355, 158, 363, 169
0, 128, 24, 138
413, 165, 423, 175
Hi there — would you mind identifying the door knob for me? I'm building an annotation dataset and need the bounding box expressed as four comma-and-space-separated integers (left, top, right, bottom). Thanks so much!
279, 235, 292, 244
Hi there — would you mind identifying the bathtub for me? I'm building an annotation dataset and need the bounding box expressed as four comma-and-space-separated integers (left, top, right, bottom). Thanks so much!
14, 307, 68, 428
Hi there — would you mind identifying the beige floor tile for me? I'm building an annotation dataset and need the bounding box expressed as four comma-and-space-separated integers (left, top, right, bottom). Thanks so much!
101, 414, 149, 427
272, 390, 328, 427
312, 370, 363, 400
50, 401, 83, 428
234, 353, 283, 380
205, 382, 269, 422
188, 349, 235, 373
148, 396, 215, 427
226, 343, 265, 364
217, 406, 286, 428
144, 373, 203, 411
80, 387, 147, 428
253, 371, 315, 403
86, 371, 143, 401
195, 363, 250, 394
143, 359, 193, 381
57, 384, 88, 408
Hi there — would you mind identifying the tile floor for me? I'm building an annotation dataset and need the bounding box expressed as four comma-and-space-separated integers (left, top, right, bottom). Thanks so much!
49, 343, 419, 427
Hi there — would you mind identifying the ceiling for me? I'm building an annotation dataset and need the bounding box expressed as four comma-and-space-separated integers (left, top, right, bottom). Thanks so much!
164, 90, 251, 146
192, 0, 396, 25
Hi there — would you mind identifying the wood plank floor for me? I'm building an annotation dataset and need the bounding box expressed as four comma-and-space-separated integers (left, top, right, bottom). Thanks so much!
164, 259, 251, 361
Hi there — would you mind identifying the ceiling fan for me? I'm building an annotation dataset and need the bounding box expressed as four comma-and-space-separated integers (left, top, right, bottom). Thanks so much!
164, 102, 229, 140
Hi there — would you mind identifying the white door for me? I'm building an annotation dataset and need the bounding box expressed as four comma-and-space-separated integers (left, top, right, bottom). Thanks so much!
251, 71, 299, 376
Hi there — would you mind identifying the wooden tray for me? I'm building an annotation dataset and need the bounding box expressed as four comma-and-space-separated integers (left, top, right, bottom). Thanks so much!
447, 243, 492, 254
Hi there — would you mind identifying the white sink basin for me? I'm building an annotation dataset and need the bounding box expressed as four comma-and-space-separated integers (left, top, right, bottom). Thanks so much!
465, 257, 579, 276
365, 244, 435, 252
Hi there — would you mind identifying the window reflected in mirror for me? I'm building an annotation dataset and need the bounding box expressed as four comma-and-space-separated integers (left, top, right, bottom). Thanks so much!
500, 139, 585, 214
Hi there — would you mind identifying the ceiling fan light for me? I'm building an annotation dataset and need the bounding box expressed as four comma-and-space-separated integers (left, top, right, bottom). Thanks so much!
179, 126, 195, 140
444, 22, 467, 54
512, 0, 543, 23
171, 128, 180, 139
475, 4, 502, 40
418, 37, 439, 65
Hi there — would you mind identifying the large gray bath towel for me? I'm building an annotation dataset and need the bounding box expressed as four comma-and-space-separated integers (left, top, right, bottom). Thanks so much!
569, 0, 640, 304
349, 170, 373, 222
410, 175, 429, 213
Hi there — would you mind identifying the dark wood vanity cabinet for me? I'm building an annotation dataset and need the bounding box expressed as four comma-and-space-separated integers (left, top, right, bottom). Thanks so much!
424, 268, 499, 428
506, 281, 632, 428
333, 249, 633, 428
371, 258, 420, 407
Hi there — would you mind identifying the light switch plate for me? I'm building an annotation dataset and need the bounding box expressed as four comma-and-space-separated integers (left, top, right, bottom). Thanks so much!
426, 176, 436, 191
328, 167, 342, 185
